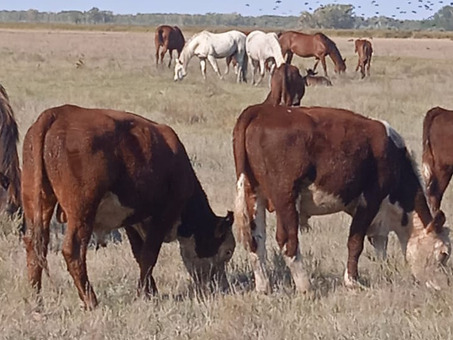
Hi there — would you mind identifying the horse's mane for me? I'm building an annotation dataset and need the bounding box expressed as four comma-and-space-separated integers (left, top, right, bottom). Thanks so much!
0, 84, 21, 212
315, 32, 345, 69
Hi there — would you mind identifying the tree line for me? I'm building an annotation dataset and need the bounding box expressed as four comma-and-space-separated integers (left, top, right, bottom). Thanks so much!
0, 5, 452, 31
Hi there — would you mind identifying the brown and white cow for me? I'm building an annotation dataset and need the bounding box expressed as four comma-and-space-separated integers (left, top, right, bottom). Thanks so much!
354, 39, 373, 79
263, 63, 305, 106
233, 104, 450, 293
423, 107, 453, 212
22, 105, 235, 310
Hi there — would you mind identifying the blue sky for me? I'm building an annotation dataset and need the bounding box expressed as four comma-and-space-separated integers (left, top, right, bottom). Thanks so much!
0, 1, 450, 20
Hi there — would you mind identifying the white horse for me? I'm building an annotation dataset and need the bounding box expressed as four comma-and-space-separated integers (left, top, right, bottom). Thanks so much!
174, 30, 247, 83
246, 30, 285, 86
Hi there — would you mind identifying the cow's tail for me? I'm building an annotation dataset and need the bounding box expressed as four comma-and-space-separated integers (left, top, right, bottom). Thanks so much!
232, 109, 259, 251
24, 109, 57, 279
422, 107, 440, 189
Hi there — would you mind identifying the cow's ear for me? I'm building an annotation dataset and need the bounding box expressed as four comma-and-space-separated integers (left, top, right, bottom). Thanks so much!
427, 210, 446, 234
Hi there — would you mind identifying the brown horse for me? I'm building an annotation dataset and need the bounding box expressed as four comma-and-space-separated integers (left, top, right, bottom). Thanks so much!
278, 31, 346, 77
355, 39, 373, 79
154, 25, 185, 68
0, 84, 21, 217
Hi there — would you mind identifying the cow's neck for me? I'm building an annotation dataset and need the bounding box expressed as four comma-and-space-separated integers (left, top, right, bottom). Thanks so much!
178, 176, 217, 240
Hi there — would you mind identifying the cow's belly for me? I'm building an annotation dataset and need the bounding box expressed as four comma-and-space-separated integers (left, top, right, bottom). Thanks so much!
297, 183, 347, 216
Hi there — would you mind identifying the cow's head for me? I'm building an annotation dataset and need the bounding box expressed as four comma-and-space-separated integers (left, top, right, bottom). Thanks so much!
406, 210, 451, 289
178, 211, 235, 290
174, 59, 186, 81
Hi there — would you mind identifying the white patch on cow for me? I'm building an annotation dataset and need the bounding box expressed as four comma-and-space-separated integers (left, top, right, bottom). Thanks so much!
297, 183, 346, 217
422, 161, 432, 181
93, 192, 134, 245
377, 120, 406, 149
250, 252, 270, 293
357, 193, 367, 208
343, 268, 356, 288
282, 245, 310, 293
234, 173, 251, 246
367, 196, 410, 255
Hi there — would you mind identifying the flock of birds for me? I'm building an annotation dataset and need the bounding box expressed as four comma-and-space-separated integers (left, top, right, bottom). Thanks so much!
243, 0, 452, 19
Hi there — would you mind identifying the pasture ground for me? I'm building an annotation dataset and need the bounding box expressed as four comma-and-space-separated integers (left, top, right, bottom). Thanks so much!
1, 29, 453, 339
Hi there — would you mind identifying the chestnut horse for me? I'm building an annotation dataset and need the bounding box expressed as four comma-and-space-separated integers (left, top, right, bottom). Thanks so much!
354, 39, 373, 79
0, 84, 21, 217
154, 25, 185, 68
279, 31, 346, 77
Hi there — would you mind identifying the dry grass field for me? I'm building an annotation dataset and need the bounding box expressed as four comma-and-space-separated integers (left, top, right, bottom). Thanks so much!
1, 28, 453, 339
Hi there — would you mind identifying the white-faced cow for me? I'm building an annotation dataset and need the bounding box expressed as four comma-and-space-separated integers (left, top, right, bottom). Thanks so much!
423, 107, 453, 212
263, 63, 305, 107
22, 105, 235, 310
233, 104, 450, 293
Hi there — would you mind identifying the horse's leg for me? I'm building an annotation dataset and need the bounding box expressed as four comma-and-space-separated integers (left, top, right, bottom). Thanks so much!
313, 58, 320, 72
285, 51, 294, 64
155, 45, 160, 67
160, 44, 168, 65
355, 57, 360, 72
366, 59, 371, 77
167, 49, 173, 68
199, 58, 207, 80
207, 55, 223, 79
225, 55, 232, 75
250, 59, 258, 85
256, 58, 266, 86
320, 56, 328, 77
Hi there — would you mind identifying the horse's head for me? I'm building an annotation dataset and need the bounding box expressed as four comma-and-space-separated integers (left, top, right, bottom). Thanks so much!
335, 58, 347, 73
174, 59, 186, 81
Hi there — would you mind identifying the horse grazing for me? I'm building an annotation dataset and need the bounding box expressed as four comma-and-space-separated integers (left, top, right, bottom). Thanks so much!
423, 107, 453, 212
354, 39, 373, 79
174, 30, 247, 83
22, 105, 235, 310
0, 84, 21, 217
279, 31, 346, 77
263, 63, 305, 106
154, 25, 185, 68
233, 104, 450, 293
303, 69, 333, 87
246, 30, 285, 86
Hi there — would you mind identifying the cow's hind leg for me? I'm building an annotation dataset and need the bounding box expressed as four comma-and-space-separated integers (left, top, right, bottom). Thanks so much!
275, 195, 310, 293
23, 183, 57, 295
234, 174, 270, 293
62, 215, 97, 310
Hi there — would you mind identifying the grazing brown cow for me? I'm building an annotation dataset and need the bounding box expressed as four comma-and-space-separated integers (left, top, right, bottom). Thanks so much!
233, 104, 450, 293
354, 39, 373, 79
0, 84, 21, 217
423, 107, 453, 212
263, 63, 305, 106
303, 68, 333, 87
155, 25, 185, 68
22, 105, 235, 310
279, 31, 346, 77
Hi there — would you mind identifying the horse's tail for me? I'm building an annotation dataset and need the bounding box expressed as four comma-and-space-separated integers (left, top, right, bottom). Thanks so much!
232, 107, 260, 251
0, 84, 21, 216
23, 108, 58, 279
242, 50, 248, 83
422, 107, 442, 188
155, 27, 165, 47
269, 33, 285, 67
